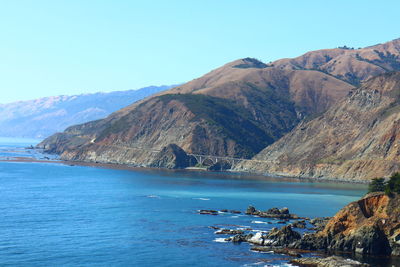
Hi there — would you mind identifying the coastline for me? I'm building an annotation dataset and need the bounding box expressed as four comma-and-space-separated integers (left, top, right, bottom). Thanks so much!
0, 155, 369, 185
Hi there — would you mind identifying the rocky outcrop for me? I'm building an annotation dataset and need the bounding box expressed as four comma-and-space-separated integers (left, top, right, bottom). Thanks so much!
291, 193, 400, 256
149, 144, 195, 169
263, 225, 302, 246
198, 209, 218, 215
290, 256, 370, 267
245, 205, 299, 219
214, 229, 244, 235
237, 71, 400, 180
204, 196, 400, 265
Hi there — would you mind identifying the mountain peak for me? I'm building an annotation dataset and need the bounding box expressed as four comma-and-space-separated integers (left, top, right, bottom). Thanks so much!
231, 58, 268, 69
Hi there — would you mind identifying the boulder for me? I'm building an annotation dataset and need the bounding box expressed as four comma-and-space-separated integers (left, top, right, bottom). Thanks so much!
264, 225, 302, 246
245, 205, 299, 219
225, 233, 254, 243
245, 205, 257, 215
198, 209, 218, 215
229, 210, 241, 214
215, 229, 244, 235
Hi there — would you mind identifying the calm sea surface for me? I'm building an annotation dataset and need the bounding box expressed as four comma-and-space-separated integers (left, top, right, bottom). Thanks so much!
0, 138, 369, 266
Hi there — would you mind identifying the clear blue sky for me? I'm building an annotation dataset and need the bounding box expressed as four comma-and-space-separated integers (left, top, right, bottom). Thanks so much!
0, 0, 399, 103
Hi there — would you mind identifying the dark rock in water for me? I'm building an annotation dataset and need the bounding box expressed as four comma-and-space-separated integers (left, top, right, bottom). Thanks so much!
225, 233, 254, 243
208, 161, 232, 171
229, 210, 241, 214
264, 225, 302, 246
149, 144, 195, 169
290, 220, 307, 229
266, 207, 281, 214
209, 226, 220, 230
251, 246, 302, 258
245, 205, 257, 215
245, 205, 299, 219
220, 209, 228, 212
198, 209, 218, 215
290, 256, 370, 267
215, 229, 244, 235
279, 207, 289, 214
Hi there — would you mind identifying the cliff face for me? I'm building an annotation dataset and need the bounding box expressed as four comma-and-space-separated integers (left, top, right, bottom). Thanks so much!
39, 39, 400, 171
292, 192, 400, 256
236, 72, 400, 180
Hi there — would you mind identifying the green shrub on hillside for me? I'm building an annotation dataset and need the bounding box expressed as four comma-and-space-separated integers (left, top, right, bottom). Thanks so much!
368, 178, 385, 193
368, 173, 400, 196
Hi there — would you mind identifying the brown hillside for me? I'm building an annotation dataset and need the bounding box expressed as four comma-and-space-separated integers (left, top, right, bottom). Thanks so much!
236, 72, 400, 180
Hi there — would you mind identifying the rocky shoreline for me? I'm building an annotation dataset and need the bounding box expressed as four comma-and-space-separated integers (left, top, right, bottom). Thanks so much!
199, 192, 400, 266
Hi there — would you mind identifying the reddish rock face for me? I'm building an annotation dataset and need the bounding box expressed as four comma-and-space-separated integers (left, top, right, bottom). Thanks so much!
321, 193, 391, 237
291, 193, 400, 256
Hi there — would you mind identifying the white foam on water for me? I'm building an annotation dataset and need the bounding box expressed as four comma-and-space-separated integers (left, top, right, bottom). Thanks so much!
230, 216, 239, 218
146, 195, 160, 198
251, 220, 268, 224
193, 197, 210, 201
242, 261, 265, 266
213, 238, 228, 243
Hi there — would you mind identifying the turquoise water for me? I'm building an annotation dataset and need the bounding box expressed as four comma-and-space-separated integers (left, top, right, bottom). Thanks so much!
0, 138, 368, 266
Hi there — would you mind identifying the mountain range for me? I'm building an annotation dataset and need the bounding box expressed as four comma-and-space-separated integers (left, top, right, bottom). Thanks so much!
39, 38, 400, 180
0, 85, 173, 138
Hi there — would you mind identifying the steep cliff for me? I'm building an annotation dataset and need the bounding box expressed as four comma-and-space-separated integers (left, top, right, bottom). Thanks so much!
292, 192, 400, 257
237, 72, 400, 180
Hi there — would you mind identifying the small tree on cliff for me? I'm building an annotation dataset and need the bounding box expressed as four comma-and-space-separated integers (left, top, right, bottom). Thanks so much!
385, 172, 400, 195
368, 178, 386, 193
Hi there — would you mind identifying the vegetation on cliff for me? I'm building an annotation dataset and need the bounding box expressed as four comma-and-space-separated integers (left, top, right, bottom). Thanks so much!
368, 173, 400, 196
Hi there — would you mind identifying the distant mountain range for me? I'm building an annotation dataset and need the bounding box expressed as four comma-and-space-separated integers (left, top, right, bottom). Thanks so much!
39, 38, 400, 181
0, 85, 174, 138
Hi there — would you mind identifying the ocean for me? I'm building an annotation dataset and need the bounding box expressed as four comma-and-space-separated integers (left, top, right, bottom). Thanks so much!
0, 138, 370, 266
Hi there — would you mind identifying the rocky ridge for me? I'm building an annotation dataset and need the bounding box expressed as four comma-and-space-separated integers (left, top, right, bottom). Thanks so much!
236, 71, 400, 180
